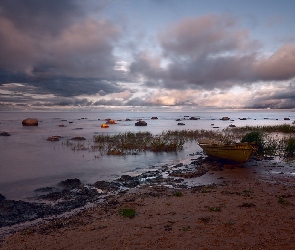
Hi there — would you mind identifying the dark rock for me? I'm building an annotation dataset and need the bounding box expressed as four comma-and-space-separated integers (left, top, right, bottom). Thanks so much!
135, 120, 147, 126
0, 132, 11, 136
151, 117, 158, 119
220, 117, 230, 121
35, 187, 56, 192
58, 178, 81, 189
125, 118, 132, 121
22, 118, 38, 126
0, 193, 5, 201
93, 181, 120, 191
284, 118, 290, 120
189, 117, 200, 120
117, 175, 140, 188
70, 136, 86, 140
177, 123, 185, 125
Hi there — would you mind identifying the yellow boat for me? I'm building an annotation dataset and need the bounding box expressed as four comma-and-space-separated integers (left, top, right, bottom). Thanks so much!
198, 139, 254, 163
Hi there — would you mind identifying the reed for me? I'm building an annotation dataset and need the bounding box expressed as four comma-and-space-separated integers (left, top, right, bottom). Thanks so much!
90, 124, 295, 158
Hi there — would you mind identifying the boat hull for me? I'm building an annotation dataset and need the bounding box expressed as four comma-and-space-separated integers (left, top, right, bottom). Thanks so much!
199, 143, 253, 163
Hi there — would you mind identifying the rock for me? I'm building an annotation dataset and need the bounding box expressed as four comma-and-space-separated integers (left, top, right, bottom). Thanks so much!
47, 136, 60, 141
58, 178, 81, 189
135, 120, 147, 126
125, 118, 132, 121
22, 118, 38, 126
0, 193, 5, 201
106, 119, 116, 124
189, 117, 200, 120
70, 136, 86, 140
151, 117, 158, 119
284, 118, 290, 120
93, 181, 120, 191
35, 187, 56, 192
101, 123, 109, 128
117, 175, 140, 188
220, 117, 230, 121
177, 123, 185, 125
0, 132, 11, 136
228, 124, 236, 127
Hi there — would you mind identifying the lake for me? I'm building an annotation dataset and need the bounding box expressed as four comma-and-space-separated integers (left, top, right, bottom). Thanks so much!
0, 109, 294, 200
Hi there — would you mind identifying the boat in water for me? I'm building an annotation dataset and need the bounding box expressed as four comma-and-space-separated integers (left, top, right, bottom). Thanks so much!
198, 139, 254, 163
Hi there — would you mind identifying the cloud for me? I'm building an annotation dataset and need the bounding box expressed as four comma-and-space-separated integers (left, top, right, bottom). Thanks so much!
0, 0, 122, 79
254, 44, 295, 81
243, 81, 295, 109
130, 14, 295, 91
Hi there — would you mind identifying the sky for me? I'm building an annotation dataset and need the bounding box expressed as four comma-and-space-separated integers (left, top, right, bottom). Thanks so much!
0, 0, 295, 111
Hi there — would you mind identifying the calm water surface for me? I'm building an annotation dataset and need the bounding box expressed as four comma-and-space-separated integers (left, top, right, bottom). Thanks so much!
0, 109, 294, 200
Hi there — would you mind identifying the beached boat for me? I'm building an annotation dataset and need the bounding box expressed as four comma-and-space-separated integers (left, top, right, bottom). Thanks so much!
198, 139, 254, 163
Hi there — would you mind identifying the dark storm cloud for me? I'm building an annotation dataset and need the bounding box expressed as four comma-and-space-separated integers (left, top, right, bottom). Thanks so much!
0, 0, 122, 78
0, 0, 127, 107
30, 97, 93, 107
130, 14, 295, 91
0, 72, 125, 98
0, 0, 86, 36
245, 83, 295, 109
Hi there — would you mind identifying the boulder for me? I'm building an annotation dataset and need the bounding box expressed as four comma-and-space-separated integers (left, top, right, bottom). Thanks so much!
106, 119, 116, 124
0, 132, 11, 136
70, 136, 86, 140
135, 120, 147, 126
47, 136, 60, 141
151, 117, 158, 119
101, 123, 109, 128
58, 178, 81, 189
0, 193, 5, 201
22, 118, 38, 126
177, 123, 185, 126
93, 181, 120, 191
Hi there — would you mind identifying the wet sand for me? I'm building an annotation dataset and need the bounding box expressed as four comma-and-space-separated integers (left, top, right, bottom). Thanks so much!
1, 161, 295, 250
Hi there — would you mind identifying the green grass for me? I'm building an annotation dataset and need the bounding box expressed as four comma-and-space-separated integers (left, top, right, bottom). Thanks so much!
173, 191, 183, 197
119, 208, 136, 218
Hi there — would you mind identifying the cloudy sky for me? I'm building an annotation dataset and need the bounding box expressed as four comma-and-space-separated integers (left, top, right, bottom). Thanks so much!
0, 0, 295, 110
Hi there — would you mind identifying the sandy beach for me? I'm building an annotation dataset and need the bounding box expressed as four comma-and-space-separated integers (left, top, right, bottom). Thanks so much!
1, 159, 295, 250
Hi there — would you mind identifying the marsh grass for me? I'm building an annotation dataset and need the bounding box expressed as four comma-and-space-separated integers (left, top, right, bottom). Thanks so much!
89, 124, 295, 158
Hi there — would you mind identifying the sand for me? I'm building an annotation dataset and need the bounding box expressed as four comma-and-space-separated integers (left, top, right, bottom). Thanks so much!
1, 162, 295, 250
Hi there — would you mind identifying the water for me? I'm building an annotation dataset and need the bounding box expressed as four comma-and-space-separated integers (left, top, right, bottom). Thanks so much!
0, 109, 294, 200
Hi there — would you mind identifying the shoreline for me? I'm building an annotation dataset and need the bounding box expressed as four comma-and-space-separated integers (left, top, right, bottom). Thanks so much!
1, 158, 295, 249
